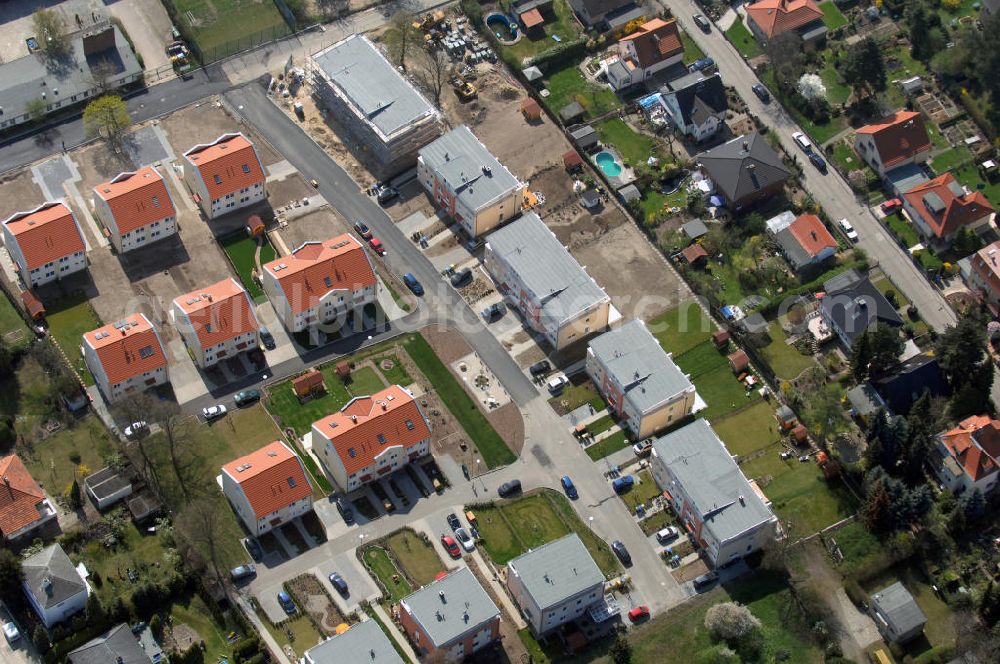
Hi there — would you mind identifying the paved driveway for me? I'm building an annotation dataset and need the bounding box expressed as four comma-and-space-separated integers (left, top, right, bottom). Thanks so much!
316, 551, 379, 614
104, 0, 173, 73
0, 602, 40, 664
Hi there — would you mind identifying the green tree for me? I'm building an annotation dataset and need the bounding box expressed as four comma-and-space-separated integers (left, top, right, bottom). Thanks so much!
853, 324, 903, 380
908, 1, 932, 61
609, 634, 633, 664
978, 581, 1000, 626
862, 466, 932, 533
850, 326, 871, 380
937, 317, 987, 382
32, 625, 50, 653
0, 549, 23, 605
952, 226, 982, 258
841, 38, 887, 102
382, 11, 420, 72
83, 95, 131, 147
33, 9, 70, 58
86, 591, 106, 623
66, 478, 82, 509
971, 11, 1000, 126
26, 97, 47, 122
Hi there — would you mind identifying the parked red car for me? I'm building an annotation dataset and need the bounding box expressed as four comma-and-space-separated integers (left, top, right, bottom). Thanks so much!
441, 535, 461, 559
628, 605, 650, 622
368, 237, 385, 256
880, 198, 903, 214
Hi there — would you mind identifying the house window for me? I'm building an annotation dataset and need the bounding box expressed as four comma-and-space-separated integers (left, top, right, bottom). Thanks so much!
214, 174, 222, 185
405, 420, 415, 430
152, 196, 160, 207
377, 434, 386, 444
242, 164, 251, 174
287, 476, 296, 488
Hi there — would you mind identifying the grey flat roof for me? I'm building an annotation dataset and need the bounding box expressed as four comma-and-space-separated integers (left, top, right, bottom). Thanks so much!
507, 534, 605, 611
84, 466, 130, 499
419, 125, 522, 213
589, 320, 694, 415
871, 582, 926, 635
400, 567, 499, 648
652, 419, 775, 543
68, 624, 152, 664
313, 35, 437, 140
0, 26, 141, 122
682, 219, 709, 238
22, 544, 87, 610
487, 212, 610, 327
304, 620, 404, 664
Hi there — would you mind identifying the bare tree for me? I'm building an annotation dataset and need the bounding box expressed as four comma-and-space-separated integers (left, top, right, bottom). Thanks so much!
414, 49, 451, 107
177, 498, 226, 587
383, 11, 420, 72
89, 59, 120, 96
33, 9, 70, 59
111, 394, 163, 498
158, 403, 199, 505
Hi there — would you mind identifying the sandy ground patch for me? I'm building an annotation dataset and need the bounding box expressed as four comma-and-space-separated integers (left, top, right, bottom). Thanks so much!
275, 205, 352, 251
158, 98, 282, 166
0, 171, 45, 220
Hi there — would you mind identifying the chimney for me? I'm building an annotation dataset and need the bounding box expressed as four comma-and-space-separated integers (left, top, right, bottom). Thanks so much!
42, 577, 53, 596
742, 140, 749, 152
351, 415, 358, 423
381, 401, 387, 411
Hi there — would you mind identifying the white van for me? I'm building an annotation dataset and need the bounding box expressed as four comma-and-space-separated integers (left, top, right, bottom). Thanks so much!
792, 132, 812, 153
546, 375, 569, 394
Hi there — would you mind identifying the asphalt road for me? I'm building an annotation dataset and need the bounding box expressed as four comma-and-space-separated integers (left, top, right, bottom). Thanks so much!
660, 0, 957, 333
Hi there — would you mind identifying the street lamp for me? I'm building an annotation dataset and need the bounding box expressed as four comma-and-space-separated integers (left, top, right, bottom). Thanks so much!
476, 458, 486, 491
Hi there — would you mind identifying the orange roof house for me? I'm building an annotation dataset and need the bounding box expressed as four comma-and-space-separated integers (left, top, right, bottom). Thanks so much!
608, 18, 685, 90
773, 213, 838, 270
172, 277, 260, 368
182, 133, 266, 220
2, 202, 87, 288
0, 455, 57, 542
262, 235, 377, 334
312, 385, 432, 492
746, 0, 825, 42
854, 111, 932, 176
83, 313, 169, 402
968, 240, 1000, 314
221, 441, 313, 536
521, 8, 544, 29
934, 415, 1000, 494
521, 97, 542, 121
902, 173, 994, 244
92, 167, 177, 253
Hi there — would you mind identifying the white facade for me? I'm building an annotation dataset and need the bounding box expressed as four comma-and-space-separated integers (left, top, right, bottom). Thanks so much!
661, 96, 724, 142
221, 472, 313, 538
2, 211, 87, 288
84, 345, 168, 402
93, 192, 177, 253
854, 131, 931, 178
24, 579, 88, 629
318, 432, 431, 493
172, 297, 260, 369
261, 268, 376, 334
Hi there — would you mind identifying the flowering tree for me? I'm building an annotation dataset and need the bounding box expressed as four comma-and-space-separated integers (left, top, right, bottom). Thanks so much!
705, 602, 761, 641
798, 73, 827, 101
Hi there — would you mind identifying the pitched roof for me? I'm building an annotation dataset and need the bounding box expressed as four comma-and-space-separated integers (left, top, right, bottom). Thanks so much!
775, 213, 837, 268
418, 125, 523, 214
856, 111, 932, 169
400, 567, 499, 648
664, 73, 728, 128
819, 272, 904, 345
939, 415, 1000, 482
22, 544, 87, 609
304, 619, 405, 664
621, 18, 684, 69
871, 353, 950, 416
871, 582, 927, 635
576, 0, 634, 20
486, 212, 610, 328
696, 133, 791, 204
651, 419, 776, 543
312, 385, 432, 476
263, 235, 377, 315
93, 167, 176, 234
2, 202, 86, 270
0, 455, 48, 537
183, 133, 265, 201
746, 0, 824, 39
507, 534, 605, 611
83, 313, 167, 386
903, 173, 994, 239
173, 277, 259, 350
221, 441, 312, 519
68, 623, 153, 664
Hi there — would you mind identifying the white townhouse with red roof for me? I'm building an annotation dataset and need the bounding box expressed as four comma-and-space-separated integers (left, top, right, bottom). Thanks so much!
2, 202, 87, 287
172, 277, 260, 368
183, 133, 266, 219
221, 441, 313, 537
93, 166, 177, 253
262, 234, 377, 334
854, 111, 933, 178
312, 385, 432, 492
83, 313, 169, 402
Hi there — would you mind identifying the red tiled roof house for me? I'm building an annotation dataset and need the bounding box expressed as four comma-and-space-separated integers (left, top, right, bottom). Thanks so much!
854, 111, 932, 177
182, 133, 266, 219
745, 0, 827, 46
83, 313, 169, 402
606, 18, 685, 91
902, 173, 994, 248
172, 277, 260, 368
0, 455, 58, 544
932, 415, 1000, 495
769, 213, 838, 271
93, 167, 177, 254
262, 235, 377, 334
311, 385, 431, 492
221, 441, 313, 537
2, 202, 87, 288
967, 240, 1000, 315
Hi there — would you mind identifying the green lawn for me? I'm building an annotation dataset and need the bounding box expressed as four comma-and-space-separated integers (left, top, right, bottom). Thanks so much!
498, 0, 581, 66
680, 29, 705, 66
170, 594, 231, 660
818, 1, 848, 29
638, 186, 687, 227
44, 292, 102, 385
587, 414, 616, 435
830, 138, 860, 173
647, 301, 716, 356
692, 365, 758, 421
173, 0, 290, 58
266, 365, 353, 435
262, 612, 324, 659
740, 443, 859, 538
673, 339, 728, 378
759, 321, 816, 380
712, 401, 782, 457
596, 118, 663, 168
725, 19, 762, 58
345, 365, 387, 397
930, 145, 973, 175
77, 520, 179, 606
872, 276, 928, 337
385, 529, 445, 586
585, 430, 629, 460
548, 381, 605, 415
363, 546, 413, 603
831, 521, 882, 569
0, 293, 31, 351
22, 414, 115, 496
219, 232, 275, 300
542, 64, 620, 120
818, 50, 852, 106
885, 211, 922, 248
862, 566, 955, 651
760, 69, 849, 145
619, 469, 661, 513
882, 45, 930, 110
953, 163, 1000, 208
379, 355, 413, 387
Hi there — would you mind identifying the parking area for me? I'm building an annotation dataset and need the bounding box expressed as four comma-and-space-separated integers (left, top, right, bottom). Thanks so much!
104, 0, 174, 73
0, 0, 104, 62
314, 550, 379, 614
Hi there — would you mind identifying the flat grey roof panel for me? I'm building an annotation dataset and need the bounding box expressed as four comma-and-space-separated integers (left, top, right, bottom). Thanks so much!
507, 534, 605, 611
400, 567, 499, 648
304, 620, 404, 664
418, 125, 522, 213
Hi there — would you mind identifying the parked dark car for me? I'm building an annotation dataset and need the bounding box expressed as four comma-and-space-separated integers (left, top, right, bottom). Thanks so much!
234, 389, 261, 407
611, 540, 632, 566
529, 360, 551, 377
809, 152, 828, 173
450, 267, 473, 288
230, 564, 256, 582
403, 272, 424, 296
498, 479, 522, 498
328, 572, 349, 596
243, 537, 263, 562
693, 14, 711, 32
277, 591, 297, 614
480, 301, 506, 322
354, 221, 373, 239
334, 495, 354, 524
612, 475, 635, 494
259, 326, 276, 350
693, 571, 719, 590
446, 513, 461, 531
561, 475, 578, 500
751, 84, 770, 103
377, 186, 398, 205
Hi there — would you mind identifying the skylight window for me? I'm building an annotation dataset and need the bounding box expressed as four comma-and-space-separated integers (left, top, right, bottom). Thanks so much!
138, 345, 154, 359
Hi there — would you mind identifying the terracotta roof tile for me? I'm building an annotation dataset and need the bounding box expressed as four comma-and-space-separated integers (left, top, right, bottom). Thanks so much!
263, 235, 376, 315
746, 0, 824, 39
856, 111, 932, 168
174, 277, 259, 350
222, 441, 312, 519
313, 385, 431, 476
83, 313, 167, 386
788, 214, 837, 258
903, 173, 995, 239
940, 415, 1000, 481
94, 167, 176, 235
2, 202, 85, 270
0, 455, 48, 537
621, 18, 683, 70
184, 133, 265, 201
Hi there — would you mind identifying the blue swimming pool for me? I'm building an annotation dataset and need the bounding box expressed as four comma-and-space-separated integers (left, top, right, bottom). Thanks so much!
595, 151, 623, 178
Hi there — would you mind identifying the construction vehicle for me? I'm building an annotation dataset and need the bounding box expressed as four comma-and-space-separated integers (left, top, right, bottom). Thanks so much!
451, 76, 477, 102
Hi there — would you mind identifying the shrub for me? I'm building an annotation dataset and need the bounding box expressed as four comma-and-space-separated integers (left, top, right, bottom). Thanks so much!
705, 602, 761, 641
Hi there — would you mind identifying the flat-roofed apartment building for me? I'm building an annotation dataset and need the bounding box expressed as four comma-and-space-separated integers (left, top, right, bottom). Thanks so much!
311, 34, 442, 179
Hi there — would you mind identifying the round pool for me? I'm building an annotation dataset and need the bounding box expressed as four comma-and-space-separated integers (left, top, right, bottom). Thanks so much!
595, 151, 623, 178
485, 12, 519, 44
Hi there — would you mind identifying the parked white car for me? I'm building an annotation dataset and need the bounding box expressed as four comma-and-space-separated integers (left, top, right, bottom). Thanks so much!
202, 404, 227, 421
455, 527, 476, 552
3, 621, 20, 643
792, 131, 812, 152
546, 375, 570, 394
838, 218, 859, 242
